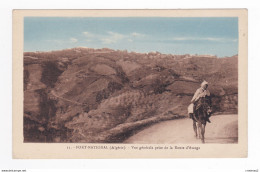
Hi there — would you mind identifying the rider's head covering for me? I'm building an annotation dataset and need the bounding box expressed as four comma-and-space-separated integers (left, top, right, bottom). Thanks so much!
201, 80, 209, 87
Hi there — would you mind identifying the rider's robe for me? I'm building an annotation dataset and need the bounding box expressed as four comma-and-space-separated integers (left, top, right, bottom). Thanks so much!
188, 87, 210, 114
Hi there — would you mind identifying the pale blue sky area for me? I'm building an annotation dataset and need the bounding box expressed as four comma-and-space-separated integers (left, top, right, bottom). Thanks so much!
24, 17, 238, 57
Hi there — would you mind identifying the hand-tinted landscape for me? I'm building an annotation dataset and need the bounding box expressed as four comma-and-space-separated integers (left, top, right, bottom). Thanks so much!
23, 47, 238, 143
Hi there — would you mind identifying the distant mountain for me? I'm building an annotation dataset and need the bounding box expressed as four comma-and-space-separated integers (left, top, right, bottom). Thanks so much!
23, 48, 238, 143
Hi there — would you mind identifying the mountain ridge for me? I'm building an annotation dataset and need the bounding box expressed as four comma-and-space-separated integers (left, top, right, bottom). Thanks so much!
23, 47, 238, 143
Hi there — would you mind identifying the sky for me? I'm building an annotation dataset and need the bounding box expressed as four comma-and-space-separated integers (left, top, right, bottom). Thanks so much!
24, 17, 238, 57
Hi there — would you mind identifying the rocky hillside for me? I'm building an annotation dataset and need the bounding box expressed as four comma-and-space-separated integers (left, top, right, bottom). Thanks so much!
23, 47, 238, 143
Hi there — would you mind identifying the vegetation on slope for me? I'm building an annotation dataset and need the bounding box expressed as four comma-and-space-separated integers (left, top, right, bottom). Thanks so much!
23, 48, 238, 142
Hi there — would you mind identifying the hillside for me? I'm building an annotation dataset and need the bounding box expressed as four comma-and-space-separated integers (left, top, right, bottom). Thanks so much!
23, 47, 238, 143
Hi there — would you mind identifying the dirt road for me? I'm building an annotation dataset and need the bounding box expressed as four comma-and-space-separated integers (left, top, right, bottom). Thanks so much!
124, 114, 238, 144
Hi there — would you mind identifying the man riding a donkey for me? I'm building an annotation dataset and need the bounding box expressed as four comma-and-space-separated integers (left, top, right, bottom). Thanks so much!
188, 80, 212, 123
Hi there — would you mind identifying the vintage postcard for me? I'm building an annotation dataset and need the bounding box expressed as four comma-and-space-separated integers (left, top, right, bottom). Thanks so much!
13, 9, 248, 158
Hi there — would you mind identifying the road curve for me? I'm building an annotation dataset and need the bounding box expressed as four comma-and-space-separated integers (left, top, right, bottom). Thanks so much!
124, 114, 238, 144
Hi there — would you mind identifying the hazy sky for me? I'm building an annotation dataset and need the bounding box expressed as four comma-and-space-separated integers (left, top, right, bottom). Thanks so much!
24, 17, 238, 57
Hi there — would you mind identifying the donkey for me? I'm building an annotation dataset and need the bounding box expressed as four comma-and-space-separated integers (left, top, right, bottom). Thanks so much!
192, 96, 212, 143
